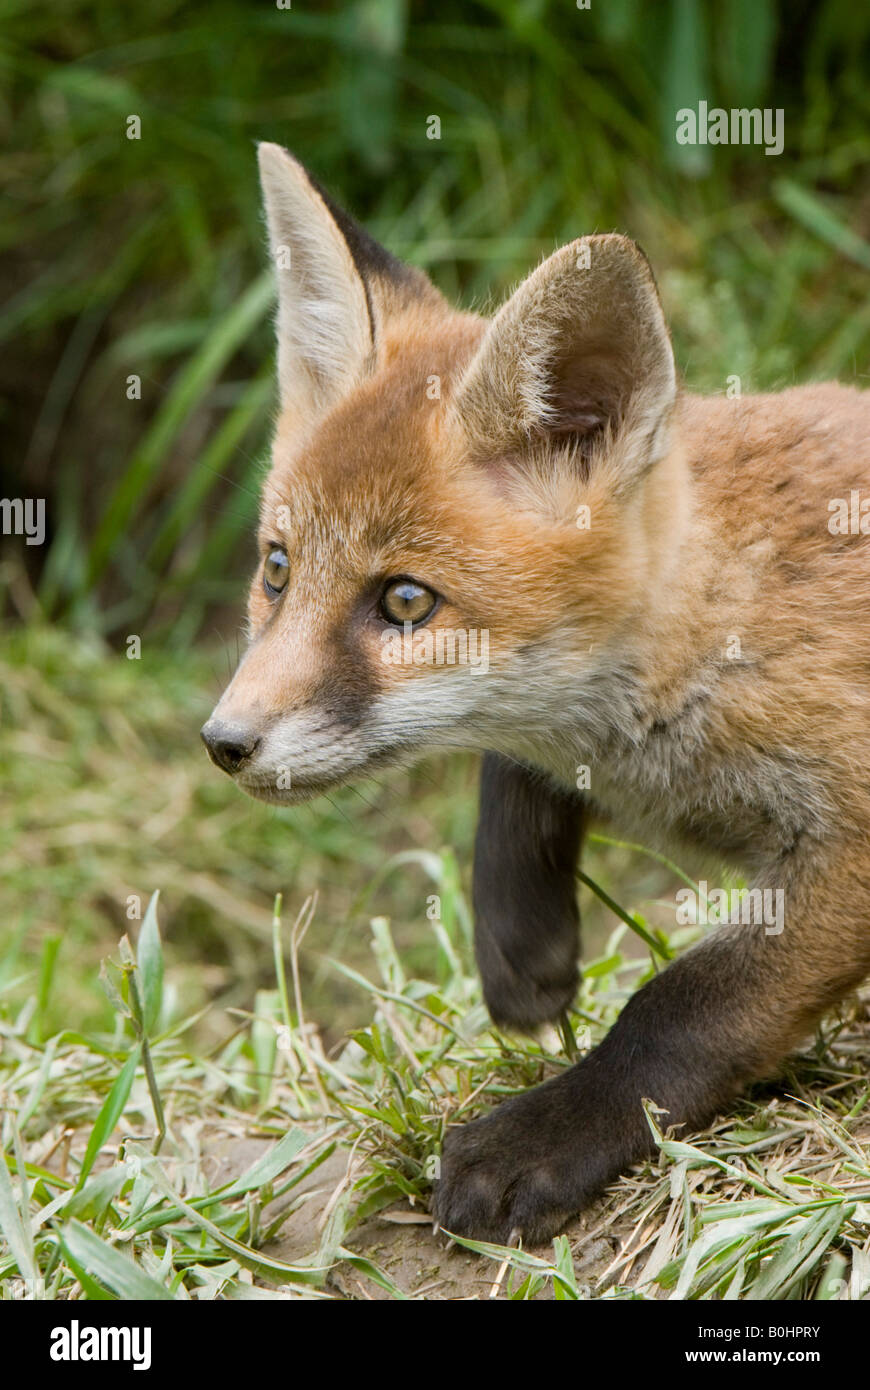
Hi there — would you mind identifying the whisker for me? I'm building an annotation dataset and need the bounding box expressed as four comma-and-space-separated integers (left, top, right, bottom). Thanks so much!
322, 792, 358, 829
345, 782, 391, 821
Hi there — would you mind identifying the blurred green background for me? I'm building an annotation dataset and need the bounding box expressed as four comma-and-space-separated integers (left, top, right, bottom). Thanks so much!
2, 0, 869, 1039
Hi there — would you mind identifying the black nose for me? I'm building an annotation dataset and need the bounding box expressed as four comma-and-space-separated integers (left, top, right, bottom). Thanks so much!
200, 720, 260, 775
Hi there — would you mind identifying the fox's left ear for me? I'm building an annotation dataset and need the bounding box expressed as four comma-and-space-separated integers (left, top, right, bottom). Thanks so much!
452, 235, 676, 488
258, 142, 440, 417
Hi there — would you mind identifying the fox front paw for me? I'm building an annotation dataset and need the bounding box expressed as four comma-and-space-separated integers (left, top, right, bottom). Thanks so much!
478, 936, 579, 1032
432, 1079, 617, 1245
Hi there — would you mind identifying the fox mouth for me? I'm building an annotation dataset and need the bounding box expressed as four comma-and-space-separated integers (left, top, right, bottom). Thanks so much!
234, 773, 344, 806
232, 743, 410, 806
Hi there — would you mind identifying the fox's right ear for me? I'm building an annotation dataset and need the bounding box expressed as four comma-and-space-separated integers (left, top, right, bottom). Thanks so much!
451, 234, 676, 492
257, 143, 436, 418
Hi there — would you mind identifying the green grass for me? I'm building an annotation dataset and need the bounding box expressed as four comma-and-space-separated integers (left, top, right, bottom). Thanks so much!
4, 0, 870, 1301
0, 623, 478, 1042
2, 627, 870, 1299
0, 623, 679, 1045
2, 851, 869, 1300
5, 0, 870, 639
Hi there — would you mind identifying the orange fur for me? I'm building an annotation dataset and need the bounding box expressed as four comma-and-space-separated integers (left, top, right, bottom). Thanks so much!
201, 145, 870, 1240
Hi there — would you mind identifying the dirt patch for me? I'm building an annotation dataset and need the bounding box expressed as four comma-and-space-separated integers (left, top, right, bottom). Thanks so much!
330, 1207, 618, 1300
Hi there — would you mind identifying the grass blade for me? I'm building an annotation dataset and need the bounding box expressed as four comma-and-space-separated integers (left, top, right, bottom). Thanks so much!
76, 1046, 140, 1190
137, 892, 164, 1036
62, 1219, 175, 1300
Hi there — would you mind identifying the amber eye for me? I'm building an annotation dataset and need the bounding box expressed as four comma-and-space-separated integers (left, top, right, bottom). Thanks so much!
380, 577, 437, 626
263, 547, 289, 596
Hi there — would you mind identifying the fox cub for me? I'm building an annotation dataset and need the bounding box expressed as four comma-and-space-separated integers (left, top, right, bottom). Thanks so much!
203, 143, 870, 1243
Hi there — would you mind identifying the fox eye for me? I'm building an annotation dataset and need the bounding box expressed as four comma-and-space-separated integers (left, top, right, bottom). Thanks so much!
380, 578, 437, 626
263, 547, 289, 597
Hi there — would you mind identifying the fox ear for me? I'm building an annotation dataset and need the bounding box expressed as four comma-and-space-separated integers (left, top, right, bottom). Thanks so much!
452, 235, 676, 487
258, 143, 434, 417
258, 142, 372, 415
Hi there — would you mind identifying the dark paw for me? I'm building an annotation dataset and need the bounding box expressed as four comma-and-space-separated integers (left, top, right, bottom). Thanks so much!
472, 751, 584, 1032
478, 936, 579, 1032
432, 1080, 607, 1244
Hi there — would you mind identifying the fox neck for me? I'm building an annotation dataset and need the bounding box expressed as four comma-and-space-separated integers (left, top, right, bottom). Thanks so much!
485, 407, 721, 791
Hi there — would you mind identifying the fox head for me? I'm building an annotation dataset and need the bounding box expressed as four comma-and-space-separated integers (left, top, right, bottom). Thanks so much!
201, 143, 682, 801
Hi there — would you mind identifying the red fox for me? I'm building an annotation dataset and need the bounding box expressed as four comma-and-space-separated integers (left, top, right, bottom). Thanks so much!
202, 143, 870, 1243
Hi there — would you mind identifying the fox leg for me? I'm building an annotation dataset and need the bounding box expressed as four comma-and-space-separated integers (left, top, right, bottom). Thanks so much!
473, 753, 585, 1030
436, 841, 870, 1243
